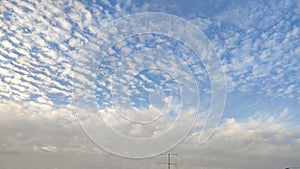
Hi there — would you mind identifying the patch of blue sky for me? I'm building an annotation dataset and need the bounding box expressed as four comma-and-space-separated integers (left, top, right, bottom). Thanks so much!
20, 6, 32, 13
95, 82, 111, 101
94, 29, 211, 119
128, 70, 180, 104
47, 41, 60, 51
20, 26, 32, 34
2, 10, 14, 23
55, 78, 72, 90
1, 0, 300, 166
46, 92, 70, 106
222, 91, 300, 123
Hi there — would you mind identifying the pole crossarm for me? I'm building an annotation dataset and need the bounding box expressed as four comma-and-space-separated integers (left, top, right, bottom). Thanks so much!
158, 153, 178, 169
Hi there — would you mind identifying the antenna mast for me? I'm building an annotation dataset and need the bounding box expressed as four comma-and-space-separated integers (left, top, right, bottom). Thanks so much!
159, 153, 178, 169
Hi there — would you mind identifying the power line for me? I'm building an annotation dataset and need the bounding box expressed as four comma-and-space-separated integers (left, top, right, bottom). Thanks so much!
158, 153, 178, 169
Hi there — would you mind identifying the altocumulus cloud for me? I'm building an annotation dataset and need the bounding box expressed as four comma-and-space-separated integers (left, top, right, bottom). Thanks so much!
1, 0, 300, 169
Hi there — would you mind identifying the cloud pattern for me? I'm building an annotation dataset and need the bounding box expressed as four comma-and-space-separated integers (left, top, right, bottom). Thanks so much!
1, 0, 300, 168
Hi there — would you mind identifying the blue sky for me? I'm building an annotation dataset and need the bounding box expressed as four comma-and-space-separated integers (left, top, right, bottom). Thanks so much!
0, 0, 300, 169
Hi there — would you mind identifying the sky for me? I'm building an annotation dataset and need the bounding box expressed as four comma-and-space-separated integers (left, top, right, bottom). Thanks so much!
0, 0, 300, 169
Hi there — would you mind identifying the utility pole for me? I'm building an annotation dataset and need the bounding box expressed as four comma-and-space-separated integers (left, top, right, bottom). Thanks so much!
158, 153, 178, 169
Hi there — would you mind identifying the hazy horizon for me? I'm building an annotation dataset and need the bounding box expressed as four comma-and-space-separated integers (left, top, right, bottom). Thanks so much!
1, 0, 300, 169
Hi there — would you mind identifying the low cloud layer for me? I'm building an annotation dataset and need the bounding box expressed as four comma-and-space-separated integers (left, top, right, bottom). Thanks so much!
0, 102, 299, 169
1, 0, 300, 168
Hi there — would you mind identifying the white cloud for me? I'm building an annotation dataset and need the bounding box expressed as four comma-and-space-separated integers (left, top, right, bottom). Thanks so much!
189, 1, 300, 99
1, 100, 299, 169
1, 0, 300, 168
